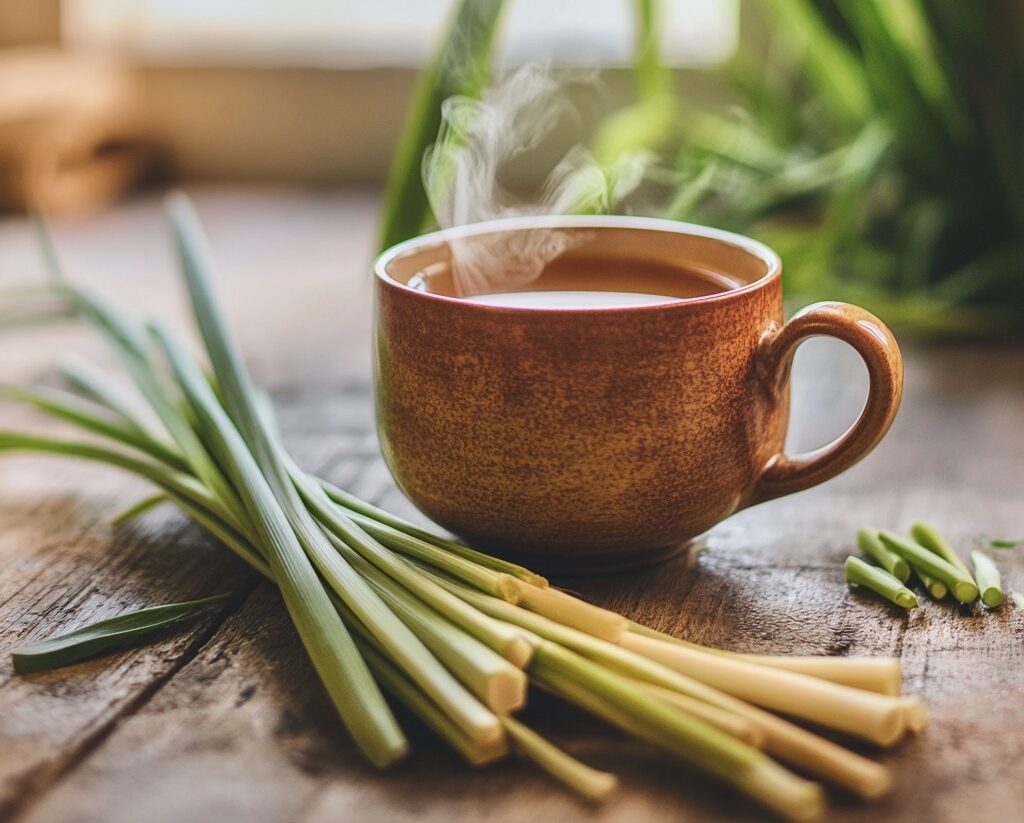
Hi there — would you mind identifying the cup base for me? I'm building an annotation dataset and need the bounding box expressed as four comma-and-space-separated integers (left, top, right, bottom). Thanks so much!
465, 537, 694, 577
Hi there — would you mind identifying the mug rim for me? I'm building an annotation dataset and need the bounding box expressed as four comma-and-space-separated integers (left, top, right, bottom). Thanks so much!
374, 214, 782, 313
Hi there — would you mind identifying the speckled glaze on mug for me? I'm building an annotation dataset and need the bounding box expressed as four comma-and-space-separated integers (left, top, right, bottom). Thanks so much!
374, 216, 903, 573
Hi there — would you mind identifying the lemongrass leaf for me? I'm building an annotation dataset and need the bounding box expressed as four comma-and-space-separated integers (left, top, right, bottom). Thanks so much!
12, 593, 231, 674
111, 493, 171, 526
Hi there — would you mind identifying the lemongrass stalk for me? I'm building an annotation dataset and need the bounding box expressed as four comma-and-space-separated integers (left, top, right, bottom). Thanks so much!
910, 522, 973, 579
845, 556, 918, 609
626, 623, 903, 696
292, 475, 533, 668
1013, 591, 1024, 609
154, 321, 502, 751
146, 329, 407, 767
532, 643, 824, 822
619, 631, 906, 747
857, 527, 910, 582
879, 531, 979, 604
432, 575, 890, 797
296, 471, 518, 599
899, 697, 928, 733
360, 568, 527, 712
910, 565, 947, 600
501, 716, 618, 802
0, 384, 189, 473
111, 493, 170, 526
730, 655, 902, 697
359, 641, 508, 767
511, 582, 626, 643
164, 205, 512, 748
631, 680, 766, 746
970, 551, 1003, 608
318, 477, 547, 587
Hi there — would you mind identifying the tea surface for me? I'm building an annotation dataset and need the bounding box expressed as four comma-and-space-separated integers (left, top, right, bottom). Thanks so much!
419, 253, 739, 307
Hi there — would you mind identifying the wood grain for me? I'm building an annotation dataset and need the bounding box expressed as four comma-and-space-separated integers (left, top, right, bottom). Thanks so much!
1, 189, 1022, 823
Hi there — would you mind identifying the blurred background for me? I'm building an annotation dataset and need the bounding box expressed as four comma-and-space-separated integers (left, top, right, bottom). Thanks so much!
1, 0, 1022, 346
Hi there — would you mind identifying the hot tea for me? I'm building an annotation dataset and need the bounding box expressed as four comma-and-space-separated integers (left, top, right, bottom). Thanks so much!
414, 253, 740, 309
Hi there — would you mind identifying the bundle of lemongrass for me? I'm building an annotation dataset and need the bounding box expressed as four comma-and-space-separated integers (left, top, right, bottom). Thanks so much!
0, 195, 929, 821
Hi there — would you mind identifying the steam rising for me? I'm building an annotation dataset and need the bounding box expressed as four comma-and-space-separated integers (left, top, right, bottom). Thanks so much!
422, 65, 649, 297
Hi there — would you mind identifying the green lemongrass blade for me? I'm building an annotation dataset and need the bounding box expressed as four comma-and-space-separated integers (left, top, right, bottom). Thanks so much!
856, 527, 910, 582
1012, 592, 1024, 609
0, 431, 239, 530
377, 0, 507, 251
879, 531, 978, 604
30, 220, 239, 521
146, 323, 407, 767
357, 640, 508, 767
163, 489, 270, 578
45, 278, 244, 526
318, 478, 547, 586
111, 493, 171, 526
12, 593, 230, 674
910, 523, 973, 579
531, 643, 824, 822
845, 556, 918, 609
362, 570, 527, 713
976, 536, 1024, 550
970, 551, 1003, 608
345, 511, 522, 597
60, 354, 168, 444
501, 715, 617, 802
0, 384, 189, 473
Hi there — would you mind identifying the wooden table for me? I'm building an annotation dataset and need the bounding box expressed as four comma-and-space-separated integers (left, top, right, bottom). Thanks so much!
2, 187, 1022, 823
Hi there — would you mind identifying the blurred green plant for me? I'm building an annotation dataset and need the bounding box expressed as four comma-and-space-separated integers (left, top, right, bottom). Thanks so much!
379, 0, 1024, 337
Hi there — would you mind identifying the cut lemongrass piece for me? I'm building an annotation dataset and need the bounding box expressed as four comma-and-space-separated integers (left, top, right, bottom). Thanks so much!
501, 716, 618, 802
899, 697, 928, 733
911, 522, 973, 579
532, 643, 825, 822
429, 573, 892, 798
360, 562, 527, 712
632, 680, 765, 746
620, 630, 907, 747
360, 641, 508, 767
911, 566, 948, 600
625, 623, 903, 697
1011, 591, 1024, 609
970, 551, 1003, 608
845, 556, 918, 610
879, 531, 978, 604
857, 527, 910, 583
729, 655, 902, 697
512, 583, 626, 643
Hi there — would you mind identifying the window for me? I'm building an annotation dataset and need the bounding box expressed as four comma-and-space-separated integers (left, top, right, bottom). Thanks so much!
64, 0, 738, 67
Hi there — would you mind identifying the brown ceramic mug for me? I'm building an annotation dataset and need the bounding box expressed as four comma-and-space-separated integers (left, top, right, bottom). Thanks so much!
374, 216, 903, 572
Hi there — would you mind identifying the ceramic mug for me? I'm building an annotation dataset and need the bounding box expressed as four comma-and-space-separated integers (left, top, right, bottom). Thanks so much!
374, 216, 903, 572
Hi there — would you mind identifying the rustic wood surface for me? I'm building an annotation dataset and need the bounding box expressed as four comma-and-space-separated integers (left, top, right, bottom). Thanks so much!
1, 188, 1022, 823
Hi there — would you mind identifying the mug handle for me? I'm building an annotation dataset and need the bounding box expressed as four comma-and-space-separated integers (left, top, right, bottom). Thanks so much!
751, 301, 904, 504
